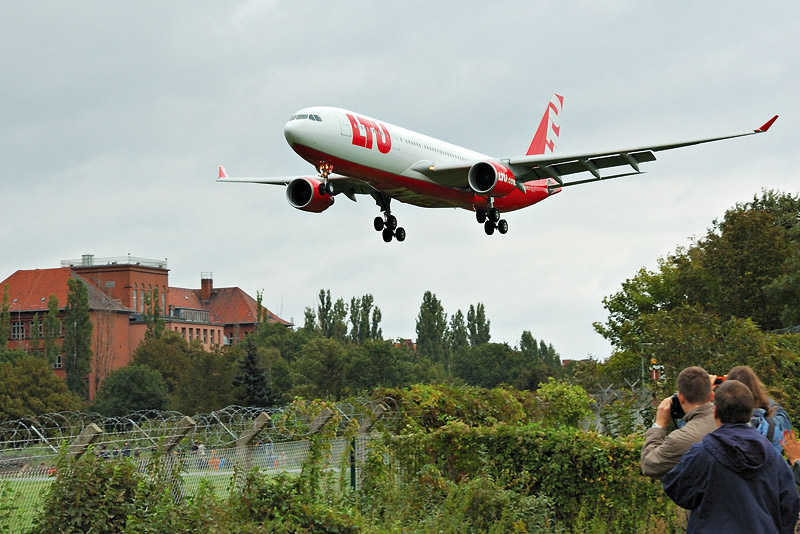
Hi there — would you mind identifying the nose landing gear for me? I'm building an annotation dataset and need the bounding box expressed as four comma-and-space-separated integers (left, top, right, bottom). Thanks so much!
317, 163, 335, 195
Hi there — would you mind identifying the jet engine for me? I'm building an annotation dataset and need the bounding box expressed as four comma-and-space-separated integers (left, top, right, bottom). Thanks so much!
286, 177, 335, 213
467, 161, 517, 197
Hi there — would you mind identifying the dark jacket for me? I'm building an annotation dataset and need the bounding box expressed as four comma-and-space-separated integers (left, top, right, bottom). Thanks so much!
662, 423, 799, 534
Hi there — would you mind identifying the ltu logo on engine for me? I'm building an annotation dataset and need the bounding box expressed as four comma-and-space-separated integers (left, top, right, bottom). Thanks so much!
346, 114, 392, 154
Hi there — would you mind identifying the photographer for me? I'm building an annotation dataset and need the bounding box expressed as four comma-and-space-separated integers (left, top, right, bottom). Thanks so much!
640, 366, 718, 479
662, 380, 799, 534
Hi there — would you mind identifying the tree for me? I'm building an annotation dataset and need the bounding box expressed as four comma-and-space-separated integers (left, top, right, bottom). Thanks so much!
132, 331, 191, 394
0, 356, 82, 421
142, 286, 166, 340
448, 310, 469, 352
415, 291, 447, 363
63, 277, 93, 399
349, 294, 383, 344
0, 285, 9, 351
43, 295, 61, 367
29, 312, 42, 354
91, 365, 169, 416
467, 303, 491, 346
452, 342, 525, 388
172, 343, 238, 413
233, 338, 281, 407
292, 337, 345, 399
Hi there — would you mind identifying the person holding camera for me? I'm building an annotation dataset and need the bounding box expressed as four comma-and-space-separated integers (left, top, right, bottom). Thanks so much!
641, 366, 718, 479
662, 380, 799, 534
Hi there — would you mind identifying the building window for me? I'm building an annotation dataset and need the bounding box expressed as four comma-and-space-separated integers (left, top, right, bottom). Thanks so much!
11, 321, 25, 340
181, 327, 186, 339
203, 329, 208, 343
210, 330, 215, 344
132, 289, 138, 314
161, 290, 165, 314
54, 353, 63, 369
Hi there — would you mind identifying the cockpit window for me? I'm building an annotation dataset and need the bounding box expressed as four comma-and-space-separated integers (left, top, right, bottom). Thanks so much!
288, 113, 323, 122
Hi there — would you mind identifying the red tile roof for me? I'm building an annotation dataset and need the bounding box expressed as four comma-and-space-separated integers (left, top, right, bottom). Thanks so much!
167, 285, 291, 326
2, 268, 130, 313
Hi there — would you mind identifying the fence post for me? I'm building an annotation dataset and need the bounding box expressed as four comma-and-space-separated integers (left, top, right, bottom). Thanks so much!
351, 403, 388, 490
235, 412, 272, 487
161, 415, 196, 453
69, 423, 103, 458
309, 407, 335, 434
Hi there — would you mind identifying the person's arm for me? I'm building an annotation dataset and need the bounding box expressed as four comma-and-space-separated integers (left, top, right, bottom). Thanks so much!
641, 397, 680, 478
661, 444, 708, 511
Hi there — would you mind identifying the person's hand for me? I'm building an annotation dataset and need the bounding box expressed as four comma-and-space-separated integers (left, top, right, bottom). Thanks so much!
656, 396, 672, 429
781, 429, 800, 465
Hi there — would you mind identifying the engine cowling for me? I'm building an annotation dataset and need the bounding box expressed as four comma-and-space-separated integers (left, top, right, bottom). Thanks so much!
286, 177, 335, 213
467, 161, 517, 197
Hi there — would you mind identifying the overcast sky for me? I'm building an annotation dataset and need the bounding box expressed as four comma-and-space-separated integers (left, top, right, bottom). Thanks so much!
2, 2, 798, 361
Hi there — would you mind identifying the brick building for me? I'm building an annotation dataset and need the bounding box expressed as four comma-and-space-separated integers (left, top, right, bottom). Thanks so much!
1, 254, 291, 399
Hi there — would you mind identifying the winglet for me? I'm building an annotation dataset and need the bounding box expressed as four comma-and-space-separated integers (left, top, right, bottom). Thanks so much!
756, 115, 779, 133
218, 165, 228, 179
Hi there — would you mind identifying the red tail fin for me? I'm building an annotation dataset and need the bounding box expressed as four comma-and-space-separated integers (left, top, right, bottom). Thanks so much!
526, 94, 564, 156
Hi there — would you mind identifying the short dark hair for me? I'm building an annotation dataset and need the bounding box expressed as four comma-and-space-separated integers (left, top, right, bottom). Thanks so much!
714, 380, 754, 424
677, 366, 712, 404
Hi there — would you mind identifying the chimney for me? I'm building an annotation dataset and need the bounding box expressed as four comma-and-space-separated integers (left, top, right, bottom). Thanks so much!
200, 272, 213, 301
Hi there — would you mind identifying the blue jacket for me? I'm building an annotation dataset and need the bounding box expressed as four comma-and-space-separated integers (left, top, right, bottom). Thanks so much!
662, 423, 800, 534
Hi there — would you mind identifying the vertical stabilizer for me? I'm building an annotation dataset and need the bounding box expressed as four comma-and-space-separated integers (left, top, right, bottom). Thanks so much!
526, 94, 564, 156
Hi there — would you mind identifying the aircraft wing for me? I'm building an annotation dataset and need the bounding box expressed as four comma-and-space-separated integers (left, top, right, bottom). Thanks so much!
421, 115, 778, 189
216, 166, 375, 201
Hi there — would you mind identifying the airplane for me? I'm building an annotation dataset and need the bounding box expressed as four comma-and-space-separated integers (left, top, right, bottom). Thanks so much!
218, 94, 778, 243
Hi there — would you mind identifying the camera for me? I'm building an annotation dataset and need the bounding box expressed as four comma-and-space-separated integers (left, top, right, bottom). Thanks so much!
670, 394, 685, 420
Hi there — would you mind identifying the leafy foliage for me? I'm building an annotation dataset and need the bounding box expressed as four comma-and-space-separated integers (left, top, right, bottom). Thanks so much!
63, 277, 93, 399
91, 365, 170, 416
0, 356, 81, 421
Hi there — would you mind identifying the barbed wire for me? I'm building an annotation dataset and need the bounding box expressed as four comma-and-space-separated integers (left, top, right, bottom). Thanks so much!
0, 398, 400, 462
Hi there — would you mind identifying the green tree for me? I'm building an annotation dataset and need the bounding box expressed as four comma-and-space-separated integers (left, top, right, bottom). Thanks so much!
43, 295, 61, 367
132, 331, 191, 394
349, 294, 382, 344
292, 337, 345, 399
0, 285, 9, 351
233, 338, 281, 407
172, 344, 238, 413
467, 303, 491, 346
343, 339, 414, 392
63, 277, 93, 399
452, 342, 525, 388
448, 310, 469, 353
0, 356, 82, 421
142, 286, 166, 339
91, 365, 169, 416
415, 291, 447, 363
29, 312, 42, 354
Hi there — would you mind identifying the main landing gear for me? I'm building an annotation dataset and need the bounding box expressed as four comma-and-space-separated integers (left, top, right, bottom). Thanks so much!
374, 212, 406, 242
317, 163, 335, 195
372, 194, 405, 243
475, 203, 508, 236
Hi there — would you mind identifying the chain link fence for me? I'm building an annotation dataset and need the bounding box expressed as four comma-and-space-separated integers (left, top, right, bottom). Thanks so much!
0, 401, 393, 532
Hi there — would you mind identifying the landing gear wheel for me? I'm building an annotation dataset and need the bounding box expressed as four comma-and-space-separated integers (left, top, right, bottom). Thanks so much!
374, 216, 384, 231
386, 215, 398, 231
489, 207, 501, 223
395, 227, 406, 242
484, 221, 495, 235
476, 209, 487, 224
498, 219, 508, 234
318, 183, 326, 195
382, 228, 393, 242
324, 182, 335, 195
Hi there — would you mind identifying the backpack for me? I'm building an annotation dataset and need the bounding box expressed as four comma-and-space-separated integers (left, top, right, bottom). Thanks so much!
750, 399, 792, 452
